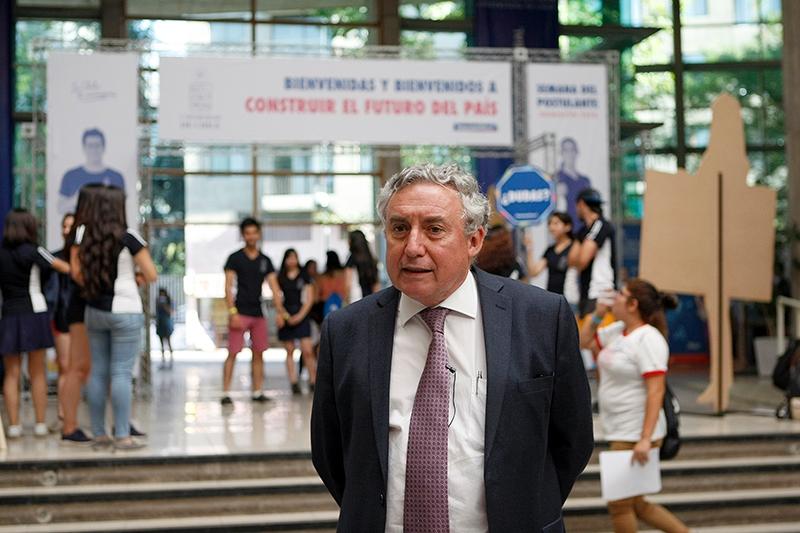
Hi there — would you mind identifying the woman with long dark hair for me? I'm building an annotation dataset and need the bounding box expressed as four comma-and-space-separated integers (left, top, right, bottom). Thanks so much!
345, 229, 379, 302
70, 185, 157, 450
59, 188, 98, 444
0, 209, 70, 439
526, 211, 580, 307
49, 212, 75, 431
580, 279, 687, 533
276, 248, 316, 394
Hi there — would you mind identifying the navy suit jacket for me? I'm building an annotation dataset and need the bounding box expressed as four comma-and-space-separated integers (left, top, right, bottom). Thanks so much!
311, 268, 593, 532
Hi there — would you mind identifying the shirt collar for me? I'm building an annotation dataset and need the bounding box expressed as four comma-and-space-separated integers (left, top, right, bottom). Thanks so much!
397, 271, 478, 328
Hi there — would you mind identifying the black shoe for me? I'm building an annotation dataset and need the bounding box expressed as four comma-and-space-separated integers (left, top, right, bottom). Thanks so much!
252, 393, 272, 403
221, 395, 233, 406
61, 428, 93, 446
112, 425, 147, 438
291, 383, 302, 395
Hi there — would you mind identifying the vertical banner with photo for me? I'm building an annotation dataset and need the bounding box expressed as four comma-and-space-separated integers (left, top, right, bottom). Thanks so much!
46, 51, 139, 248
525, 63, 610, 291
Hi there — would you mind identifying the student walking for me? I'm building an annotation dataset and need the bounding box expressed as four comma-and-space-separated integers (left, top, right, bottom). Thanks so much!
0, 209, 70, 439
581, 279, 688, 533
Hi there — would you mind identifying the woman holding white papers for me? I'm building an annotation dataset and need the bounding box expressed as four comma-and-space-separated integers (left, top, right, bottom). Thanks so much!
581, 279, 688, 533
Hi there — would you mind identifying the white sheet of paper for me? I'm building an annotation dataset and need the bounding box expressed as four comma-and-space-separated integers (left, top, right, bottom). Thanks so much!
599, 449, 662, 501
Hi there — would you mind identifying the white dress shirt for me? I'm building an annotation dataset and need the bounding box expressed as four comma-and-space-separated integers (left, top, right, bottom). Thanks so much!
385, 272, 488, 532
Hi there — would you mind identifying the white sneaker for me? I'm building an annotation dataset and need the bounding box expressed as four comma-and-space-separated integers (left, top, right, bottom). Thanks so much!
34, 423, 49, 437
7, 425, 22, 439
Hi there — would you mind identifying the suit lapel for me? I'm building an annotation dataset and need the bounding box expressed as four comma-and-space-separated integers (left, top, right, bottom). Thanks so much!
474, 268, 512, 461
369, 287, 400, 488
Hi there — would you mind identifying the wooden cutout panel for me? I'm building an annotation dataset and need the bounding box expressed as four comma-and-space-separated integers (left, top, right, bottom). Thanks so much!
639, 94, 776, 412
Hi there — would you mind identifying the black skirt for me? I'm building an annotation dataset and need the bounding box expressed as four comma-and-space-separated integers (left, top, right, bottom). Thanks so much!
66, 293, 86, 326
278, 316, 312, 341
0, 312, 55, 354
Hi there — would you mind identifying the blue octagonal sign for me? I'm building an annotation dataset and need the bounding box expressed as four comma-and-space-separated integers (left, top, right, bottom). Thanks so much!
495, 165, 555, 226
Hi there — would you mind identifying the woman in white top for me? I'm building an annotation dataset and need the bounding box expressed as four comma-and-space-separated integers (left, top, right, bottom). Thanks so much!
580, 278, 687, 533
71, 184, 157, 450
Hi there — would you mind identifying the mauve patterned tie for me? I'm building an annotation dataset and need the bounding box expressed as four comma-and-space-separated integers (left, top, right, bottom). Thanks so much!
404, 306, 451, 533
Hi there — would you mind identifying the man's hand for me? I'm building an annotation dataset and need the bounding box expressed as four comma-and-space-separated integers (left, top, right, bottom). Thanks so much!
276, 314, 286, 329
229, 313, 242, 330
632, 438, 652, 465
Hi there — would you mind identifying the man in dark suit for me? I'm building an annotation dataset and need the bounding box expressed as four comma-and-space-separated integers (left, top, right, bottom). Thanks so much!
312, 163, 593, 532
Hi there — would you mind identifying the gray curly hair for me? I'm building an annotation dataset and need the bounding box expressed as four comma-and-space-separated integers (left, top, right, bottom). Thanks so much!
377, 163, 490, 235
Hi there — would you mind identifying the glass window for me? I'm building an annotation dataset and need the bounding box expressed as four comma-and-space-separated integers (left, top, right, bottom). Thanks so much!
126, 0, 252, 20
622, 179, 645, 219
630, 27, 673, 65
255, 1, 372, 23
401, 146, 472, 168
15, 20, 101, 112
558, 0, 603, 26
150, 174, 185, 222
681, 23, 781, 62
400, 31, 467, 58
185, 175, 253, 223
16, 20, 100, 63
643, 153, 678, 174
185, 223, 240, 277
128, 20, 252, 48
683, 69, 783, 148
621, 0, 673, 28
632, 71, 676, 148
255, 24, 370, 50
182, 146, 254, 173
149, 226, 186, 275
683, 0, 708, 17
558, 35, 604, 56
400, 1, 466, 20
258, 174, 378, 224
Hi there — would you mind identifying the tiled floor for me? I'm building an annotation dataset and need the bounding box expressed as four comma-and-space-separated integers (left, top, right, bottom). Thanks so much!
1, 351, 799, 462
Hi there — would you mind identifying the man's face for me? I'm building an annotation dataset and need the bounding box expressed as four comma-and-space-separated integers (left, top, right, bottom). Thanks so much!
385, 181, 485, 307
561, 141, 578, 167
242, 225, 261, 248
83, 135, 105, 166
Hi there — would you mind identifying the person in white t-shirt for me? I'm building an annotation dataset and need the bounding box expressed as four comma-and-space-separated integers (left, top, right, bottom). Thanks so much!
580, 278, 687, 533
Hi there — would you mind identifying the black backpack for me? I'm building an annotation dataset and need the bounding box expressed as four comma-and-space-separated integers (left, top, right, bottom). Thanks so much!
660, 381, 681, 461
772, 339, 800, 397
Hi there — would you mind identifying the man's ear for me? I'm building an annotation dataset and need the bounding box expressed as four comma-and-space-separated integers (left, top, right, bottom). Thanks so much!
467, 226, 486, 258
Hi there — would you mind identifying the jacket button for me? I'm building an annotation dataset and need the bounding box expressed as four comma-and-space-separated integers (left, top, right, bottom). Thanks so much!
379, 492, 385, 506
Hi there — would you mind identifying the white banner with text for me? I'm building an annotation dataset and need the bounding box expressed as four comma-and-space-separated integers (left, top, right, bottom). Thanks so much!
525, 62, 610, 293
46, 51, 139, 248
159, 56, 513, 146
